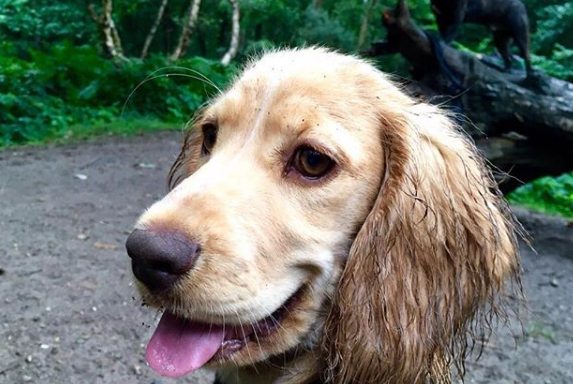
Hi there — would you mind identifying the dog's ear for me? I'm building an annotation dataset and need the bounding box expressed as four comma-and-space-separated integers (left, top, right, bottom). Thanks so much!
320, 99, 521, 384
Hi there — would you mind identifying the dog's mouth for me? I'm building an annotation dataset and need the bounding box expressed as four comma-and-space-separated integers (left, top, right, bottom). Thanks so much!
145, 286, 304, 377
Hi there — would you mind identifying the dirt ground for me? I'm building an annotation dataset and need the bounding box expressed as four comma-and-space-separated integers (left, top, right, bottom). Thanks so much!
1, 131, 572, 384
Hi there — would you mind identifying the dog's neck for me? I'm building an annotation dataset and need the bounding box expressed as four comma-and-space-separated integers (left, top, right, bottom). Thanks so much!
215, 350, 320, 384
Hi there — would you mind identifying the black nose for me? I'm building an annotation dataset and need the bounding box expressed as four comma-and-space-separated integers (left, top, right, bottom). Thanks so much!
126, 229, 200, 293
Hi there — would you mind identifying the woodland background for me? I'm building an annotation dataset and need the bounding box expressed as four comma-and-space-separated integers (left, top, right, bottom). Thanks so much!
0, 0, 572, 217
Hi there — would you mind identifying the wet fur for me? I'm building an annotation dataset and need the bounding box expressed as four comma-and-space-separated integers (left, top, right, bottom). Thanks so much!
320, 102, 521, 384
138, 48, 521, 384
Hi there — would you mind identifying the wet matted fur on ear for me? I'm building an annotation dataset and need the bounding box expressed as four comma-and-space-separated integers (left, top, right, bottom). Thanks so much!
320, 99, 522, 384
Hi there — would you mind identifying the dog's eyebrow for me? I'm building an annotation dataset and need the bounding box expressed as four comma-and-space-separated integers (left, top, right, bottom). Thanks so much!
299, 124, 364, 168
198, 113, 217, 127
300, 139, 350, 167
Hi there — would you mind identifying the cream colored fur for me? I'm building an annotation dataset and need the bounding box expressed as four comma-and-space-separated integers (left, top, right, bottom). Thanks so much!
134, 48, 520, 384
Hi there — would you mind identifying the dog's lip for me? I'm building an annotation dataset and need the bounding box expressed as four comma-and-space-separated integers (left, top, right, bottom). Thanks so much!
210, 284, 306, 360
146, 284, 306, 376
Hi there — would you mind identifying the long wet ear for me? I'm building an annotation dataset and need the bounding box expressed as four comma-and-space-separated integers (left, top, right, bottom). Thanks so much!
321, 96, 521, 384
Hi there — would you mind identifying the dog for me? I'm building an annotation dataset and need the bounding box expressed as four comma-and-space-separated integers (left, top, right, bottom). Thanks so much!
126, 48, 521, 384
431, 0, 532, 75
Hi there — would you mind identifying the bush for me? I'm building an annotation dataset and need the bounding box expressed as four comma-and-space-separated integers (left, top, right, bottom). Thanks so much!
0, 42, 235, 147
296, 6, 356, 51
508, 172, 573, 219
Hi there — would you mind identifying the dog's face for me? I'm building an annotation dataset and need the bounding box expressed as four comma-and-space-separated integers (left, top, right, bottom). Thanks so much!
129, 50, 386, 376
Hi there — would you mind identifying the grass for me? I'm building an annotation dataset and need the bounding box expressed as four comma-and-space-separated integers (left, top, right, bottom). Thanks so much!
64, 118, 183, 142
0, 117, 184, 150
508, 172, 573, 220
525, 321, 558, 344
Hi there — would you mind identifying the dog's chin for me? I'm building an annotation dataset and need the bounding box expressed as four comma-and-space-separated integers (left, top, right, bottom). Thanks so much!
141, 283, 322, 377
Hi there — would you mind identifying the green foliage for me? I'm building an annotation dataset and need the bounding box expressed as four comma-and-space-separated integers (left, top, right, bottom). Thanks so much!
528, 1, 573, 81
0, 43, 234, 147
62, 118, 181, 144
0, 0, 572, 148
0, 0, 94, 49
530, 1, 573, 55
532, 44, 573, 80
508, 172, 573, 219
296, 6, 356, 51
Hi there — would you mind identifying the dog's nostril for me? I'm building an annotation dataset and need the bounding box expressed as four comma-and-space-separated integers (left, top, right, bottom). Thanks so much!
126, 229, 200, 292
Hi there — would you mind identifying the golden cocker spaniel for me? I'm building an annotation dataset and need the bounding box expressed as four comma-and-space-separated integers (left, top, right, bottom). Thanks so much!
126, 48, 521, 384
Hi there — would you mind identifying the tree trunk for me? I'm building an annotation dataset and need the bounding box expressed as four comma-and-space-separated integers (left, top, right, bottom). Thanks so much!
365, 0, 573, 190
171, 0, 202, 60
357, 0, 377, 50
88, 0, 127, 62
141, 0, 169, 59
221, 0, 240, 66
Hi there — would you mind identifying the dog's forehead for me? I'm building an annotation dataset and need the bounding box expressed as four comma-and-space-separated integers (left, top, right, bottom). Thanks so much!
207, 50, 377, 137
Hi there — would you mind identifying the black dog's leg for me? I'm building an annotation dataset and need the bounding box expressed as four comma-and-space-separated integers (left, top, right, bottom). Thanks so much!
493, 30, 514, 72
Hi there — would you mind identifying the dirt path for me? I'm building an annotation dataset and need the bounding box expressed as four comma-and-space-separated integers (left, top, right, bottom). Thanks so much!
1, 132, 572, 384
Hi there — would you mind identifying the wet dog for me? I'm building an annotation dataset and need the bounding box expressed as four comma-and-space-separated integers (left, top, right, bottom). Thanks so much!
126, 48, 520, 384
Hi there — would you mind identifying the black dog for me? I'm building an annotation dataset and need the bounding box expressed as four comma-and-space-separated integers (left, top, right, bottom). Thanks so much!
431, 0, 532, 75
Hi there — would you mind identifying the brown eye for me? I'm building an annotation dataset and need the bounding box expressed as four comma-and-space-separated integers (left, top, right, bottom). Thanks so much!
293, 147, 334, 179
201, 123, 217, 155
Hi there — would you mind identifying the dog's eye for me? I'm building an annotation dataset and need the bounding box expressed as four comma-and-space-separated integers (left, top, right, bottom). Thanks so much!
293, 147, 334, 179
201, 123, 218, 155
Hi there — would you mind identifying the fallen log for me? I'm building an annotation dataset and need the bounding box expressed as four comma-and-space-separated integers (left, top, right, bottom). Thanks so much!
365, 0, 573, 191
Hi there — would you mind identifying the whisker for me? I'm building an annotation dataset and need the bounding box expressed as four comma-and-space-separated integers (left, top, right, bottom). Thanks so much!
121, 71, 220, 119
158, 65, 223, 93
236, 308, 261, 376
244, 305, 265, 368
250, 292, 295, 348
218, 303, 227, 355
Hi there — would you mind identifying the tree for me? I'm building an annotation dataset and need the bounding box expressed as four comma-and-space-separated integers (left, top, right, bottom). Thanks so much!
357, 0, 377, 50
365, 0, 573, 190
221, 0, 240, 65
88, 0, 127, 61
171, 0, 202, 60
140, 0, 169, 59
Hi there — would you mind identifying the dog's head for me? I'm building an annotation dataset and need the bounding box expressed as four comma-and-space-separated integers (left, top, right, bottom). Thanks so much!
126, 48, 520, 383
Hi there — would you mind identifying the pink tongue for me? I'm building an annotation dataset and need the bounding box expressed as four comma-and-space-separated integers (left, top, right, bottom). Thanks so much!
146, 312, 225, 377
